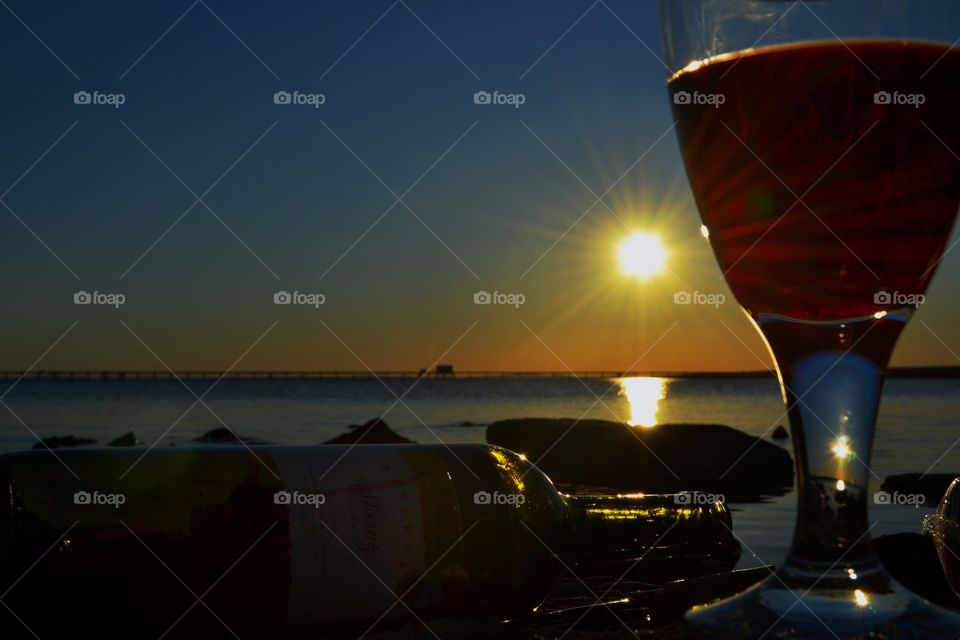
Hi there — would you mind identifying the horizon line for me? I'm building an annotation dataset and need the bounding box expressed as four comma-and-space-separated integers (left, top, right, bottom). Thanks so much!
3, 366, 959, 380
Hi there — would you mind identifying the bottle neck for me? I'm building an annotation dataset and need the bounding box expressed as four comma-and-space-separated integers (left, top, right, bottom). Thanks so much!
560, 494, 737, 576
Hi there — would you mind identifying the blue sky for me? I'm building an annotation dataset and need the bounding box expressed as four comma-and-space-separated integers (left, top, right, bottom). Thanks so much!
1, 1, 959, 373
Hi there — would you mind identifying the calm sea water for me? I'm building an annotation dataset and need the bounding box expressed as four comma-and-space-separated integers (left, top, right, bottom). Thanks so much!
2, 376, 959, 570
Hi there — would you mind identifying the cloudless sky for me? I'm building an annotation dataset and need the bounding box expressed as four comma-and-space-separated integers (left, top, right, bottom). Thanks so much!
2, 0, 960, 373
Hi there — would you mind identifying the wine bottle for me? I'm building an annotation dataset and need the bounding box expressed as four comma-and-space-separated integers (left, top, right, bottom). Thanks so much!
0, 444, 737, 638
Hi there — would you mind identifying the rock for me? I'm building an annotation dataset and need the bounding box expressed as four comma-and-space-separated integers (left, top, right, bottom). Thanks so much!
194, 427, 241, 443
486, 419, 793, 501
881, 473, 958, 505
325, 419, 414, 445
108, 431, 139, 447
876, 533, 959, 609
33, 435, 96, 449
193, 427, 265, 445
772, 425, 789, 440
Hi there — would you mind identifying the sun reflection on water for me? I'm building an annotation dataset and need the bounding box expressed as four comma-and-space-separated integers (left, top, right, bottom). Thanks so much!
618, 377, 667, 428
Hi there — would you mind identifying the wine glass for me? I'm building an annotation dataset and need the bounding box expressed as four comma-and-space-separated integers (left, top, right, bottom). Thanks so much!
659, 0, 960, 637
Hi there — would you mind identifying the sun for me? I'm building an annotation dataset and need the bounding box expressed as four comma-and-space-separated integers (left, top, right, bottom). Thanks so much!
619, 232, 667, 279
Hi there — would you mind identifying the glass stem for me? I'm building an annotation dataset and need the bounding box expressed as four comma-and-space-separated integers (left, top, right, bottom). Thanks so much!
757, 311, 908, 590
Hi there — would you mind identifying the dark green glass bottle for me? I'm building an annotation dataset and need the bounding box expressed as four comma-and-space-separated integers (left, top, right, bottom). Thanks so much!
0, 444, 737, 637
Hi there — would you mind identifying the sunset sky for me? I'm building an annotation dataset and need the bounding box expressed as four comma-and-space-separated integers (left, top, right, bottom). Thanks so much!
2, 1, 960, 373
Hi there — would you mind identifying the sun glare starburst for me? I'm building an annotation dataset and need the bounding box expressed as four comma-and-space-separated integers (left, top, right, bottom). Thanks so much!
619, 232, 667, 279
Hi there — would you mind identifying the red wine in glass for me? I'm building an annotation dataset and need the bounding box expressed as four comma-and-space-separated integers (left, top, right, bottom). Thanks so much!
671, 40, 960, 322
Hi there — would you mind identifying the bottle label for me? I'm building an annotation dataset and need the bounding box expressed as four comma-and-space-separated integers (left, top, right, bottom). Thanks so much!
270, 447, 428, 625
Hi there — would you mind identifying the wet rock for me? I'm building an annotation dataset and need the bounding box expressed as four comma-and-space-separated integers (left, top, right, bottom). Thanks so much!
108, 431, 139, 447
772, 425, 789, 440
33, 435, 96, 449
487, 419, 793, 501
881, 473, 958, 505
325, 419, 414, 445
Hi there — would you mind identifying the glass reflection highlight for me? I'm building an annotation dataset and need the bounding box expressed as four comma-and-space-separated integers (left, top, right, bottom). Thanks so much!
831, 435, 853, 460
854, 589, 870, 607
618, 377, 667, 428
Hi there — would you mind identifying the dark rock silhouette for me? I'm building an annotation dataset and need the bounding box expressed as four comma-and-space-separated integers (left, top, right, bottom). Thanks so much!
33, 435, 96, 449
882, 473, 958, 505
194, 427, 265, 444
876, 533, 959, 609
108, 431, 139, 447
487, 419, 793, 501
772, 425, 789, 440
325, 419, 414, 444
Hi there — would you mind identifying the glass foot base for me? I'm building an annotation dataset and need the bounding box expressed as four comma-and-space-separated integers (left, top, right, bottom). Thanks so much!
684, 573, 960, 639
